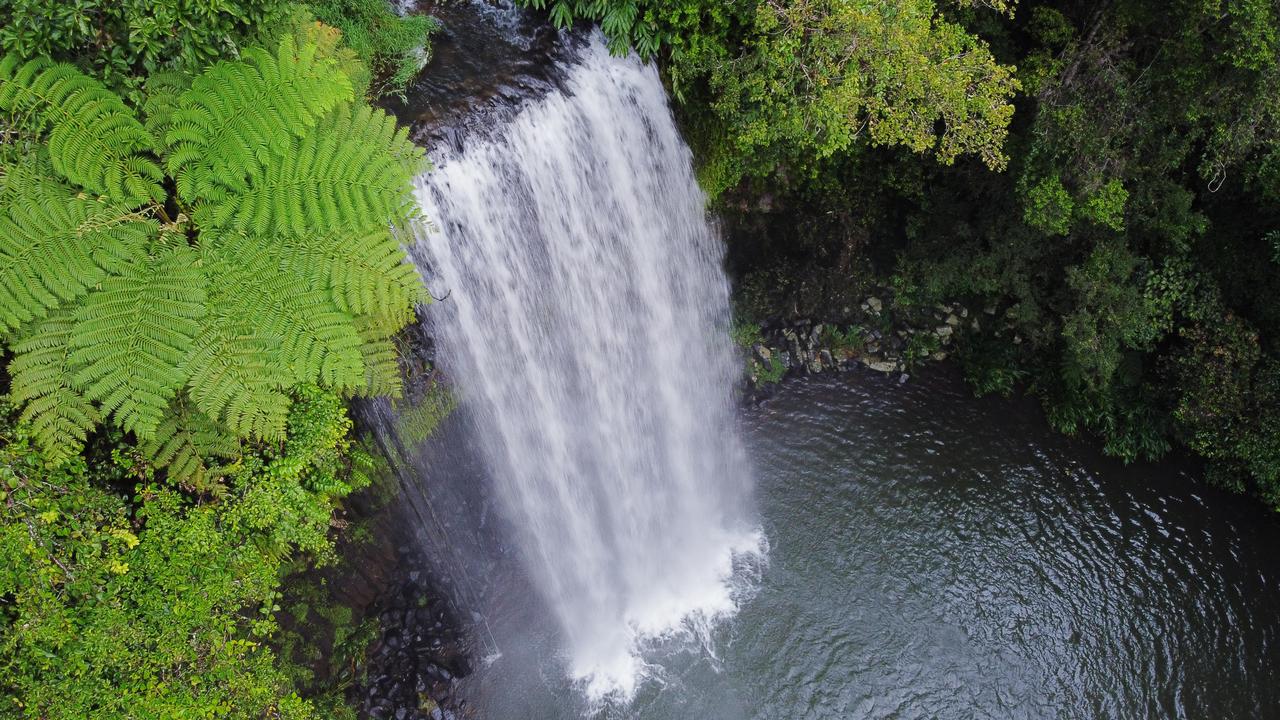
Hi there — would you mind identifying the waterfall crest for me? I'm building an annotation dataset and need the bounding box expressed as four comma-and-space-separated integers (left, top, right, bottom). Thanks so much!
407, 38, 760, 699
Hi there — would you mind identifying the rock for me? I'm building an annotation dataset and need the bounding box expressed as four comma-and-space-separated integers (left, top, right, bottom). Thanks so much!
866, 297, 883, 313
930, 351, 948, 361
960, 307, 969, 318
898, 373, 910, 385
970, 318, 981, 332
807, 359, 823, 374
753, 344, 771, 364
935, 325, 954, 338
945, 314, 961, 327
865, 358, 898, 373
819, 349, 834, 367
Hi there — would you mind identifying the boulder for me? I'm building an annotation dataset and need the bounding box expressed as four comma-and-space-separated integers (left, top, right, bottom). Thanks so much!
865, 358, 898, 373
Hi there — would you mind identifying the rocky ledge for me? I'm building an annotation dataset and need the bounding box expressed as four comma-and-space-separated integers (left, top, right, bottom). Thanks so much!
741, 291, 993, 400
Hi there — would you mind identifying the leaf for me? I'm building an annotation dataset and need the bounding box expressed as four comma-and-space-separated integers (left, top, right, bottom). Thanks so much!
68, 246, 207, 438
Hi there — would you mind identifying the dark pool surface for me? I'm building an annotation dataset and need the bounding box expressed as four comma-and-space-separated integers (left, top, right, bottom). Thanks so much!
464, 366, 1280, 719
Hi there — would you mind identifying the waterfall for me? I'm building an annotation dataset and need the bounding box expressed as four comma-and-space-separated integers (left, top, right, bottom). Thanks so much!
406, 38, 760, 700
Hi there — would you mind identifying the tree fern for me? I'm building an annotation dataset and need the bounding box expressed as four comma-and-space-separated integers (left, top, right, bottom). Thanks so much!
2, 35, 425, 468
353, 316, 404, 398
0, 170, 155, 332
181, 318, 293, 441
207, 234, 366, 390
140, 71, 192, 151
140, 399, 242, 491
68, 246, 207, 438
0, 55, 164, 206
278, 228, 425, 322
164, 36, 353, 205
7, 311, 101, 461
195, 102, 425, 236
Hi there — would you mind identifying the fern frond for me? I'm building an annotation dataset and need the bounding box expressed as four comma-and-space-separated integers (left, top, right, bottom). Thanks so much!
208, 234, 366, 390
68, 246, 207, 438
141, 399, 241, 490
141, 70, 192, 152
0, 55, 164, 205
0, 170, 155, 333
277, 227, 425, 324
353, 316, 404, 398
7, 310, 101, 461
194, 103, 425, 236
181, 317, 293, 440
164, 36, 353, 205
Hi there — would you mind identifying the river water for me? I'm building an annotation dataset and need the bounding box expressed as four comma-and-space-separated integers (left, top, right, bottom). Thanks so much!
461, 366, 1280, 719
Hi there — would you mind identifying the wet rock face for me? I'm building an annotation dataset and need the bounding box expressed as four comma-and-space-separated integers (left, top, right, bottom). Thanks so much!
383, 1, 584, 153
354, 550, 472, 720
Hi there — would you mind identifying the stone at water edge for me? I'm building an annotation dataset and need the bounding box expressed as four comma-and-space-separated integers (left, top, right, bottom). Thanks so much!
865, 358, 898, 373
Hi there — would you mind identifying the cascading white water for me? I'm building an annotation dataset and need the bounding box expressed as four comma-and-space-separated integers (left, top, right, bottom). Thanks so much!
408, 38, 760, 699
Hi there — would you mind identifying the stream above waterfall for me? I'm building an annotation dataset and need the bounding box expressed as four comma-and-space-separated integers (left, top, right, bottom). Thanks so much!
453, 366, 1280, 719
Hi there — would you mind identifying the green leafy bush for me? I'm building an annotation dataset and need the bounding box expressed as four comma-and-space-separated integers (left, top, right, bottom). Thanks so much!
0, 391, 368, 719
0, 0, 288, 94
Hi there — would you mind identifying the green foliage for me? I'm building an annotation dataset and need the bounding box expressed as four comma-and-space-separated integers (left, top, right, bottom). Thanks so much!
164, 36, 355, 205
820, 325, 864, 354
751, 354, 786, 384
0, 0, 289, 93
0, 172, 157, 331
521, 0, 1019, 197
1081, 180, 1128, 232
0, 36, 426, 475
306, 0, 439, 98
1022, 175, 1073, 236
0, 393, 366, 719
903, 332, 941, 366
730, 320, 764, 347
0, 56, 164, 205
69, 246, 207, 438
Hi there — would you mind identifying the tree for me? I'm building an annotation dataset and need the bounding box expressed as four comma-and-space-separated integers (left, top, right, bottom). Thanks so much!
522, 0, 1019, 195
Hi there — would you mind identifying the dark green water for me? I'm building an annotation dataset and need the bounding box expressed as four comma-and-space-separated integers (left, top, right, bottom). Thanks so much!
463, 367, 1280, 719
